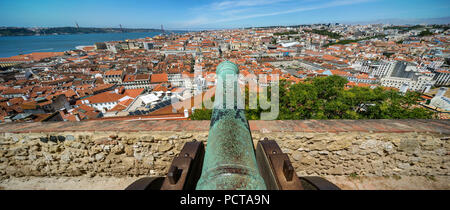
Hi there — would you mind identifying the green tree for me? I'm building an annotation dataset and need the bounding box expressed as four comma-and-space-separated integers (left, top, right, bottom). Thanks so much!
418, 30, 433, 37
190, 108, 212, 120
190, 76, 435, 120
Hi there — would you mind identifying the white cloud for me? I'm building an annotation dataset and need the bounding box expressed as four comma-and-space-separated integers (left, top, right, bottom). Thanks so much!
181, 0, 375, 27
209, 0, 291, 10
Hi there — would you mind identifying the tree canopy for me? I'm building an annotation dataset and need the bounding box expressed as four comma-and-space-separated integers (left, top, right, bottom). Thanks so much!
190, 75, 435, 120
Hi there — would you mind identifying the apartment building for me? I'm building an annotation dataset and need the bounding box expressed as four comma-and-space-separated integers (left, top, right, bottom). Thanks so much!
103, 70, 125, 84
122, 74, 152, 90
380, 62, 435, 92
433, 70, 450, 86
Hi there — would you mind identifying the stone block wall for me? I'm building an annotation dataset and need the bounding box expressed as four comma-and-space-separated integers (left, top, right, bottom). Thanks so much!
0, 131, 204, 178
0, 120, 449, 180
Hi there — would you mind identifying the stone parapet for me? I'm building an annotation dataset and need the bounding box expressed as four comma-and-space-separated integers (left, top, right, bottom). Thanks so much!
1, 120, 449, 134
0, 120, 449, 179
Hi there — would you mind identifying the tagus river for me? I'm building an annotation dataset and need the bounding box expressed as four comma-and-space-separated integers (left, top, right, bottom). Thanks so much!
0, 32, 185, 58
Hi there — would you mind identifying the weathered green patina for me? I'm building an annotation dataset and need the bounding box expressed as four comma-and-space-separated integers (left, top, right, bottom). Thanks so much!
196, 61, 267, 190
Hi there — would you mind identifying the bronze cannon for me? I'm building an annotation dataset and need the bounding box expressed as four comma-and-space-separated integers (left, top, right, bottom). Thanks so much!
126, 61, 340, 190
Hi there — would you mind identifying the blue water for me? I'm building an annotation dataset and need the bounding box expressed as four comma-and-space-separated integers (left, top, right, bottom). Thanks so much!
0, 32, 185, 58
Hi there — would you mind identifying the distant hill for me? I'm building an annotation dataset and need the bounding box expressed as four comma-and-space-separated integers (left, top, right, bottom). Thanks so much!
0, 27, 164, 36
343, 16, 450, 25
243, 17, 450, 29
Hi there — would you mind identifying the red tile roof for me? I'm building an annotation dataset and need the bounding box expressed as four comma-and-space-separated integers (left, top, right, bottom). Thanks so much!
110, 98, 134, 111
135, 74, 151, 81
123, 75, 136, 82
62, 104, 100, 121
1, 52, 64, 61
153, 84, 168, 92
75, 88, 144, 106
151, 73, 168, 83
104, 70, 123, 76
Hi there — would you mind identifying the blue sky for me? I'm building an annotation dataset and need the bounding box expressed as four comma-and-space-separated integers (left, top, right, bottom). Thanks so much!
0, 0, 448, 29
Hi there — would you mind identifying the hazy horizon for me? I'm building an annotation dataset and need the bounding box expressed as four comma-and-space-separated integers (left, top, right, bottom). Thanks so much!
1, 0, 449, 30
1, 16, 449, 31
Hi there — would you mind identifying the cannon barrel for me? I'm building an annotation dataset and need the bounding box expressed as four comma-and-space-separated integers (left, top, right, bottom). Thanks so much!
195, 61, 266, 190
125, 61, 340, 191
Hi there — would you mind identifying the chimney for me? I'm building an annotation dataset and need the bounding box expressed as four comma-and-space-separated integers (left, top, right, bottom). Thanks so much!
436, 87, 448, 98
60, 108, 68, 115
184, 109, 189, 118
400, 83, 409, 94
74, 113, 81, 121
423, 84, 432, 93
115, 88, 119, 94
